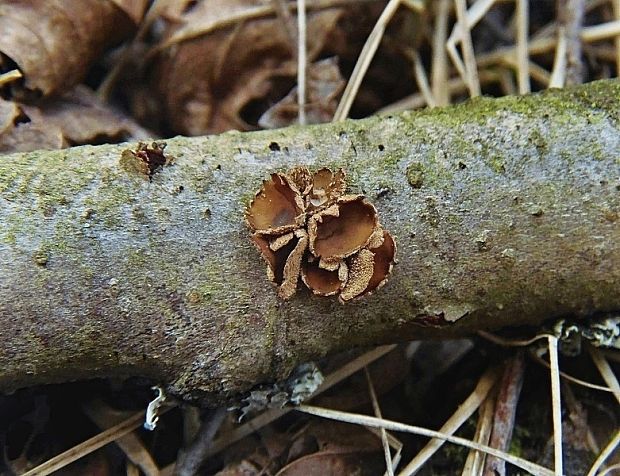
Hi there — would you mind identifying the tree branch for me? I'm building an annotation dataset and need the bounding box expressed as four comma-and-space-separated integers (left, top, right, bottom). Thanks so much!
1, 80, 619, 404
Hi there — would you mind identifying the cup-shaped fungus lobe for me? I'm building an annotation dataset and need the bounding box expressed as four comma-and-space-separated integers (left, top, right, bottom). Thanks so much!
247, 167, 395, 302
252, 229, 308, 299
301, 259, 343, 296
308, 195, 379, 260
365, 229, 396, 293
246, 173, 305, 234
339, 230, 396, 302
307, 168, 346, 211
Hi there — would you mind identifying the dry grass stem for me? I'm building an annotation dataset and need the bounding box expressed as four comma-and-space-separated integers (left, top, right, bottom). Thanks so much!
333, 0, 401, 121
587, 344, 620, 404
614, 0, 620, 74
446, 0, 499, 92
599, 462, 620, 476
0, 69, 23, 87
398, 367, 499, 475
586, 430, 620, 476
364, 367, 395, 476
477, 330, 553, 347
366, 427, 404, 473
500, 57, 551, 86
297, 0, 307, 125
296, 404, 555, 476
547, 336, 563, 476
151, 0, 379, 55
530, 351, 616, 393
411, 49, 436, 107
431, 0, 451, 105
549, 27, 568, 88
22, 411, 148, 476
515, 0, 530, 93
197, 345, 398, 459
476, 20, 620, 68
81, 400, 160, 476
452, 0, 481, 96
462, 388, 496, 476
378, 69, 501, 113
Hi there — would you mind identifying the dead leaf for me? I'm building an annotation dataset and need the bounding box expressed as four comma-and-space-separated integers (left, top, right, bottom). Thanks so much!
140, 0, 343, 135
0, 85, 151, 153
277, 421, 384, 476
259, 57, 345, 129
276, 451, 384, 476
0, 97, 20, 135
0, 0, 148, 99
215, 459, 262, 476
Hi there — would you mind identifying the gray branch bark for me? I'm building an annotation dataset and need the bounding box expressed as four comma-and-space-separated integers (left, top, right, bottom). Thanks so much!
1, 80, 619, 404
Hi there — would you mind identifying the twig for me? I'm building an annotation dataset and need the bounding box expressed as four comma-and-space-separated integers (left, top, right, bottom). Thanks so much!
296, 404, 555, 476
174, 408, 227, 476
556, 0, 585, 85
333, 0, 401, 121
547, 336, 563, 476
482, 353, 526, 476
399, 366, 499, 475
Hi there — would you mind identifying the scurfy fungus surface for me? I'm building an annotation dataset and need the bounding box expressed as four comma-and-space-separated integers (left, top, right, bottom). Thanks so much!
245, 167, 396, 303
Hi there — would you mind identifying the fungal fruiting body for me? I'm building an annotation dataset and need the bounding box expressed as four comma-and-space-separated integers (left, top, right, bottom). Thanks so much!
245, 167, 396, 302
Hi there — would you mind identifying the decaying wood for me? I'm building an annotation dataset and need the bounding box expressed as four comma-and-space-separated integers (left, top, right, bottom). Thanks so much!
0, 80, 619, 404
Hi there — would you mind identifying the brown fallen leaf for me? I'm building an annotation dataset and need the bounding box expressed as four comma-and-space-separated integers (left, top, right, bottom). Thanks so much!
0, 97, 21, 136
276, 420, 384, 476
259, 57, 345, 129
0, 85, 151, 153
140, 0, 344, 135
0, 0, 148, 99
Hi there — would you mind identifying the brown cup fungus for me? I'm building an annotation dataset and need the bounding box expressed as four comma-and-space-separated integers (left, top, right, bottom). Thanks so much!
246, 167, 396, 302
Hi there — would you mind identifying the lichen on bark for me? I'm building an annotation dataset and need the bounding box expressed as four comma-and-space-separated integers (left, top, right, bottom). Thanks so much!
0, 80, 619, 405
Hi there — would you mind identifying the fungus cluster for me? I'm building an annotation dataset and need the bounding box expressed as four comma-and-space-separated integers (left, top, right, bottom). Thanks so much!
246, 167, 396, 303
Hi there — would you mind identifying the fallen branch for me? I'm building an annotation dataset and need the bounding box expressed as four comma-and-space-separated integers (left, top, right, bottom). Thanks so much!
1, 80, 619, 404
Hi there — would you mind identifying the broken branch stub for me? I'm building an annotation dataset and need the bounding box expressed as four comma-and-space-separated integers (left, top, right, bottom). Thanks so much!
245, 167, 396, 302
